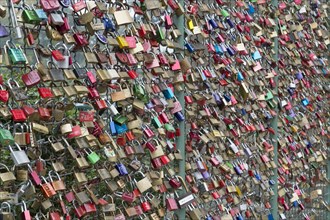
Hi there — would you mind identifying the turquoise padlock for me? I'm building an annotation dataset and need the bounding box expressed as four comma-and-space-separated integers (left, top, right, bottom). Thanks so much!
162, 87, 174, 99
237, 72, 244, 81
252, 49, 262, 60
301, 98, 309, 106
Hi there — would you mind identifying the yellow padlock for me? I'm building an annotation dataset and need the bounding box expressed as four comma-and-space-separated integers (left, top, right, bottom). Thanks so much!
291, 124, 299, 133
116, 36, 129, 49
236, 185, 243, 198
187, 19, 194, 30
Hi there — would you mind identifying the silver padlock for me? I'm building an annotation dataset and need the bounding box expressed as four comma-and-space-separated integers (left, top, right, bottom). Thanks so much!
50, 11, 64, 25
9, 143, 30, 166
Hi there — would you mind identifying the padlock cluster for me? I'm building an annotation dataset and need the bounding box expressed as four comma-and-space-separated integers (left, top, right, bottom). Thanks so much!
0, 0, 329, 219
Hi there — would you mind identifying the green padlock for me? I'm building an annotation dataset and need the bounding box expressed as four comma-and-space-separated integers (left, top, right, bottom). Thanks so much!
22, 5, 41, 24
6, 41, 26, 64
225, 161, 233, 169
0, 128, 15, 146
285, 115, 294, 122
140, 92, 150, 104
133, 84, 146, 99
113, 114, 128, 125
221, 9, 230, 17
265, 90, 274, 101
267, 99, 277, 109
227, 124, 234, 130
156, 24, 165, 43
85, 149, 100, 164
164, 123, 175, 132
151, 113, 162, 129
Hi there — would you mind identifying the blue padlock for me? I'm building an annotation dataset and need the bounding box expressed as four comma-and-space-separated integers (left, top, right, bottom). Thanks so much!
103, 17, 116, 32
255, 172, 262, 181
115, 163, 128, 176
227, 45, 236, 56
226, 18, 235, 29
185, 42, 195, 53
109, 117, 117, 136
214, 44, 223, 54
237, 72, 244, 81
162, 87, 174, 99
269, 179, 275, 185
268, 213, 274, 220
114, 123, 128, 135
236, 213, 244, 220
174, 111, 185, 122
293, 200, 298, 207
301, 98, 309, 106
248, 4, 255, 14
241, 108, 247, 116
208, 18, 218, 29
223, 93, 231, 102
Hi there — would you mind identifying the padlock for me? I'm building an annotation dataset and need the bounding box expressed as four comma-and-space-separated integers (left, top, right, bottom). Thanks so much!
85, 148, 100, 164
21, 201, 31, 220
6, 40, 27, 64
22, 5, 41, 24
9, 143, 30, 166
40, 176, 56, 198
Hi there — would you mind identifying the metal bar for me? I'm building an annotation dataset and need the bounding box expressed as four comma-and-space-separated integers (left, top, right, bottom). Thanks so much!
270, 0, 279, 219
173, 0, 186, 219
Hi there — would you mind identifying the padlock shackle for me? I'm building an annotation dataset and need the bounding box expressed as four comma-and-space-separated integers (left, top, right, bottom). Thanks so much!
0, 163, 10, 171
48, 170, 61, 182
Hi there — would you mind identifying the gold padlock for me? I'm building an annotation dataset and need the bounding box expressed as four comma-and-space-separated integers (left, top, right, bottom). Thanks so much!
116, 36, 129, 49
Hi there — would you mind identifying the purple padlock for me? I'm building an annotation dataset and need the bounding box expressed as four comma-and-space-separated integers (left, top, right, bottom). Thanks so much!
196, 160, 205, 171
174, 111, 185, 121
202, 171, 210, 179
145, 102, 154, 109
288, 109, 296, 118
226, 45, 235, 56
225, 18, 235, 29
213, 92, 221, 104
296, 72, 304, 80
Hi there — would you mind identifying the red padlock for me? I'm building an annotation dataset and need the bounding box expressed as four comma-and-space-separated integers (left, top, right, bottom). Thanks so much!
168, 176, 181, 189
11, 109, 27, 122
145, 141, 157, 152
38, 107, 51, 120
151, 158, 162, 169
28, 165, 41, 186
83, 202, 97, 214
140, 197, 152, 212
159, 155, 170, 165
21, 68, 41, 87
166, 197, 178, 211
73, 200, 86, 218
142, 125, 154, 138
